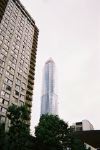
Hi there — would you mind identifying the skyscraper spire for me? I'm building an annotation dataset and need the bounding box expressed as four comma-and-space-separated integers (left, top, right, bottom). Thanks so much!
41, 58, 58, 115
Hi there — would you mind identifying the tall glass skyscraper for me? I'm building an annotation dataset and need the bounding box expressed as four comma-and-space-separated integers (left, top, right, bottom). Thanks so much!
41, 58, 58, 115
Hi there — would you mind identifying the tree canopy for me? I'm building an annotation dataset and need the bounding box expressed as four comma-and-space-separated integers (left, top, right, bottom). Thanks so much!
0, 104, 35, 150
7, 104, 30, 134
35, 114, 70, 150
0, 105, 91, 150
35, 114, 91, 150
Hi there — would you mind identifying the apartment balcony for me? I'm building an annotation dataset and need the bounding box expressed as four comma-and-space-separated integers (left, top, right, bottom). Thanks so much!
26, 94, 32, 101
27, 83, 33, 90
28, 73, 34, 80
26, 89, 33, 95
0, 0, 8, 23
29, 69, 35, 77
25, 100, 32, 107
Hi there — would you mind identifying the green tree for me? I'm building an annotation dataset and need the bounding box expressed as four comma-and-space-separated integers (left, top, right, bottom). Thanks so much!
0, 106, 91, 150
71, 137, 91, 150
35, 114, 70, 150
0, 123, 6, 150
7, 104, 30, 134
35, 114, 91, 150
6, 104, 34, 150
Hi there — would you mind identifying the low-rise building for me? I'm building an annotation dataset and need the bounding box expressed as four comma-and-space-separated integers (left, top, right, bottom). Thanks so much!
71, 120, 94, 131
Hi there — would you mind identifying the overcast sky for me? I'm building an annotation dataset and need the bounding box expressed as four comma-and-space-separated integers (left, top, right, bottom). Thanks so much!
20, 0, 100, 132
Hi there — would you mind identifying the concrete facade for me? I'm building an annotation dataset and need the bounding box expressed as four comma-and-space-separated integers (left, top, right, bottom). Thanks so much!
71, 120, 94, 131
0, 0, 39, 125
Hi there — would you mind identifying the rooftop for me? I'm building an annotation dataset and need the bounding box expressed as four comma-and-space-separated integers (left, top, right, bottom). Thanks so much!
73, 130, 100, 148
46, 57, 55, 64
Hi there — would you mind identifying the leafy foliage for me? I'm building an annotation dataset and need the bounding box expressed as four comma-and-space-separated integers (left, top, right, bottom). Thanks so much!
0, 106, 91, 150
71, 137, 91, 150
0, 104, 36, 150
35, 114, 91, 150
7, 104, 31, 150
0, 123, 6, 150
7, 104, 30, 134
35, 114, 70, 150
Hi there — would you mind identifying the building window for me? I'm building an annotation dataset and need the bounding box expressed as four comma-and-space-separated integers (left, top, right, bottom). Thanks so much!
22, 83, 26, 89
0, 35, 4, 41
20, 59, 24, 64
13, 97, 18, 104
7, 66, 14, 73
6, 71, 9, 76
20, 61, 24, 67
11, 50, 14, 55
4, 100, 9, 106
16, 78, 21, 84
0, 97, 3, 103
9, 61, 16, 69
10, 74, 14, 79
6, 85, 11, 91
1, 91, 5, 96
15, 84, 20, 91
16, 44, 20, 50
18, 68, 23, 74
15, 49, 19, 54
6, 11, 11, 17
10, 56, 17, 63
12, 45, 15, 50
3, 44, 9, 50
5, 93, 10, 99
0, 40, 3, 45
0, 67, 3, 73
5, 78, 13, 85
2, 83, 6, 89
19, 101, 24, 106
23, 77, 27, 83
0, 116, 6, 123
9, 2, 14, 8
4, 39, 10, 46
24, 67, 28, 73
6, 71, 14, 79
21, 55, 25, 60
1, 54, 6, 60
23, 73, 28, 79
1, 48, 8, 55
0, 73, 2, 78
8, 80, 13, 85
21, 88, 25, 93
17, 73, 22, 78
0, 60, 5, 67
1, 107, 7, 113
15, 90, 19, 96
20, 94, 24, 100
24, 62, 29, 68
